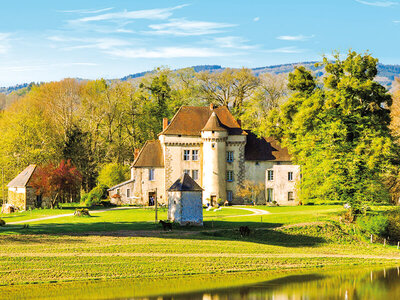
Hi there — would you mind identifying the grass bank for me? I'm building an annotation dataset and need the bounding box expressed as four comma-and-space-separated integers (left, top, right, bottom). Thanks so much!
0, 205, 399, 286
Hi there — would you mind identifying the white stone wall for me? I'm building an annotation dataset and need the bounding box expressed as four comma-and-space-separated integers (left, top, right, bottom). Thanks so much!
131, 167, 165, 205
109, 181, 136, 205
265, 164, 300, 206
201, 130, 227, 204
168, 191, 203, 226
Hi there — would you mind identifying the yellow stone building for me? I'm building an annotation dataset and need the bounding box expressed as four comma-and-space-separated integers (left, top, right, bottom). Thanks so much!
108, 104, 300, 206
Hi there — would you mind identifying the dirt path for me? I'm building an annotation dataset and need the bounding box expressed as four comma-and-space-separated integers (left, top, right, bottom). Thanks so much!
1, 251, 398, 260
224, 207, 270, 218
7, 207, 139, 225
7, 206, 268, 225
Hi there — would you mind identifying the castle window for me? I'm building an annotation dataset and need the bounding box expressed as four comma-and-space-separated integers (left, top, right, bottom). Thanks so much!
184, 169, 190, 175
192, 169, 199, 180
267, 189, 274, 202
116, 188, 120, 195
227, 151, 234, 162
288, 191, 294, 201
192, 150, 199, 161
127, 189, 131, 198
288, 172, 293, 181
149, 168, 155, 181
183, 150, 190, 160
267, 170, 274, 181
227, 170, 234, 182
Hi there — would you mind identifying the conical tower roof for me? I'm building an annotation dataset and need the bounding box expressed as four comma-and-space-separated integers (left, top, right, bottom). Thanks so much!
168, 173, 203, 191
201, 112, 226, 132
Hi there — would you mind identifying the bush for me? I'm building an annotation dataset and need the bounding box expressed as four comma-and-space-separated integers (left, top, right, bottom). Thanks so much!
74, 208, 91, 217
357, 215, 389, 237
0, 219, 5, 226
84, 184, 108, 207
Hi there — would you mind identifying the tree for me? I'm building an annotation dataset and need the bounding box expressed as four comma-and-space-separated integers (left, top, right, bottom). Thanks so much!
237, 180, 265, 205
241, 73, 289, 136
265, 51, 394, 210
97, 163, 130, 188
30, 160, 82, 208
197, 68, 259, 115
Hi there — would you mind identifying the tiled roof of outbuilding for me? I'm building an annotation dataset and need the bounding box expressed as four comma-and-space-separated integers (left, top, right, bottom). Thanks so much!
160, 106, 243, 136
7, 165, 37, 187
244, 131, 292, 162
132, 140, 164, 168
168, 173, 203, 191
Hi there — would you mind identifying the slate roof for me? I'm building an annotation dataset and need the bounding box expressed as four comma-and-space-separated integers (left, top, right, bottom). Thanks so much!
7, 165, 37, 187
168, 173, 203, 191
132, 140, 164, 168
107, 179, 134, 191
160, 106, 243, 136
202, 112, 226, 132
244, 131, 291, 162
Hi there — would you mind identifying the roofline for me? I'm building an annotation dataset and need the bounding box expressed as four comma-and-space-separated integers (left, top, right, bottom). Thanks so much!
158, 106, 184, 136
7, 164, 37, 187
131, 140, 151, 167
107, 179, 135, 191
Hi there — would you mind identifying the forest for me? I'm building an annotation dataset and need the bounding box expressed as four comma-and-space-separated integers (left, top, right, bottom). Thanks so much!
1, 51, 400, 209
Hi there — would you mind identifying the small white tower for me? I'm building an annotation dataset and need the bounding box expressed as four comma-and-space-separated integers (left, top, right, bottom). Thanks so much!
201, 111, 227, 206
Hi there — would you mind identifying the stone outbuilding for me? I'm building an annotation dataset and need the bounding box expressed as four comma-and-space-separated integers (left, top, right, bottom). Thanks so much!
7, 164, 51, 210
168, 173, 203, 226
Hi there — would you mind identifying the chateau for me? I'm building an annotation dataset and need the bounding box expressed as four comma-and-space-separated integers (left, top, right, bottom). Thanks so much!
108, 104, 300, 206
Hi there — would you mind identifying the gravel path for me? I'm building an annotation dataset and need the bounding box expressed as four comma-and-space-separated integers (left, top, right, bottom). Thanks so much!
7, 207, 139, 225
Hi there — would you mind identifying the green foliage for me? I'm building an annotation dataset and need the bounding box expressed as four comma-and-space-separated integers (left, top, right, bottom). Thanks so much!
357, 215, 389, 237
265, 51, 394, 208
97, 163, 130, 188
83, 184, 108, 207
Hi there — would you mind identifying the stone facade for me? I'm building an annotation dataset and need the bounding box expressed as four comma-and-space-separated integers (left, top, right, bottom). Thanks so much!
265, 164, 301, 205
7, 165, 52, 210
108, 180, 136, 205
111, 105, 300, 206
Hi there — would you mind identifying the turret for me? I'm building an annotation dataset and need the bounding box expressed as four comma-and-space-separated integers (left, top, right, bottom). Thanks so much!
201, 112, 227, 206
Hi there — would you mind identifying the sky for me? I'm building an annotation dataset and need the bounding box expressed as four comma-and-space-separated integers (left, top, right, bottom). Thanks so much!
1, 0, 400, 86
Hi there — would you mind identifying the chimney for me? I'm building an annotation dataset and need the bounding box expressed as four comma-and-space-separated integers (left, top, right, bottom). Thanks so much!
134, 148, 140, 160
163, 118, 168, 130
237, 119, 242, 127
210, 103, 214, 110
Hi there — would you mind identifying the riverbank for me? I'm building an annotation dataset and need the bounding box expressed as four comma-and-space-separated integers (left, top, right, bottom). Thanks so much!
1, 205, 399, 286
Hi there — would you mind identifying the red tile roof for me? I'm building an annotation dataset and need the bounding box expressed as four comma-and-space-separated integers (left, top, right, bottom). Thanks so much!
161, 106, 243, 136
132, 140, 164, 168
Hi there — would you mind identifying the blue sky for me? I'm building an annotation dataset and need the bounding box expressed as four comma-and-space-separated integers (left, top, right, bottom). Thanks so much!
1, 0, 400, 86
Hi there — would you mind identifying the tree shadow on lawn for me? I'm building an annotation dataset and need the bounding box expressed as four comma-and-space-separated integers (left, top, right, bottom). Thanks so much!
0, 219, 326, 248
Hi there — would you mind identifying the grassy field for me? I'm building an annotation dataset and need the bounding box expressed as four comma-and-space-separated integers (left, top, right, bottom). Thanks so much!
0, 205, 399, 288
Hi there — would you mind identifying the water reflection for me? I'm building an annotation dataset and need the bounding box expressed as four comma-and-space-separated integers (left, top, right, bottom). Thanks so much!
1, 267, 399, 299
138, 267, 400, 300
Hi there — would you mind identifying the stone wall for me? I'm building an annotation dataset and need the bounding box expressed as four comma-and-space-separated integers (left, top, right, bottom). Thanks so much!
168, 191, 203, 226
132, 167, 165, 205
109, 181, 136, 205
7, 187, 26, 210
265, 164, 300, 206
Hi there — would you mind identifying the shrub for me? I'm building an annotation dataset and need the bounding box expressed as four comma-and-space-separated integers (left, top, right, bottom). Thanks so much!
74, 208, 91, 217
0, 219, 5, 226
84, 184, 108, 207
357, 215, 389, 237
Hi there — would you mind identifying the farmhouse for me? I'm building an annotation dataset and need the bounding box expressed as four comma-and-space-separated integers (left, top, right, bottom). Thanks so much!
109, 104, 300, 206
7, 164, 51, 210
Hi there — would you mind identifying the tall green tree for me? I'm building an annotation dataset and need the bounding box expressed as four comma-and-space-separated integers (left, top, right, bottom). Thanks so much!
265, 51, 394, 209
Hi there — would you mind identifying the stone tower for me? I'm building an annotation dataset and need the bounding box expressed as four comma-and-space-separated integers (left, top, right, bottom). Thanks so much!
201, 111, 227, 205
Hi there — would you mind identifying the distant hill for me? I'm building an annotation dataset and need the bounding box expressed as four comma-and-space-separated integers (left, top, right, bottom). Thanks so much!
2, 62, 400, 95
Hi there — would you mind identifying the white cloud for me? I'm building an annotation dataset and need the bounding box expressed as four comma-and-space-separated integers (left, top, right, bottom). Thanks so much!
71, 5, 188, 24
59, 7, 114, 14
264, 46, 306, 54
277, 34, 315, 41
48, 36, 131, 51
146, 19, 236, 36
394, 20, 400, 23
0, 33, 11, 54
355, 0, 398, 7
253, 17, 260, 22
107, 47, 226, 58
0, 62, 97, 72
213, 36, 256, 50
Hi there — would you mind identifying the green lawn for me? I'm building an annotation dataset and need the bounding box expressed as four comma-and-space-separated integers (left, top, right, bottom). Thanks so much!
0, 204, 399, 287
